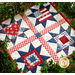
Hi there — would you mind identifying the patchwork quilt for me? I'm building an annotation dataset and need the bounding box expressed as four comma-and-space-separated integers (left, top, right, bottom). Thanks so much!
0, 2, 75, 73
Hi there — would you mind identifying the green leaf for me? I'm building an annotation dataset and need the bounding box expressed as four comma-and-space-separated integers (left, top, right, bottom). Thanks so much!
68, 25, 72, 29
35, 2, 39, 6
23, 69, 28, 73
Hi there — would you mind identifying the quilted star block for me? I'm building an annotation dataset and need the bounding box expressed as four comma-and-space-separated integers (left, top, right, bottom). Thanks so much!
22, 49, 44, 70
15, 43, 51, 73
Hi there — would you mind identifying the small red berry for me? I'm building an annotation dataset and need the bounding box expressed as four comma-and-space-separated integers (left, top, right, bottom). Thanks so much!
64, 48, 67, 50
3, 26, 6, 28
11, 39, 13, 42
58, 51, 60, 52
22, 33, 24, 35
73, 43, 75, 45
54, 35, 56, 37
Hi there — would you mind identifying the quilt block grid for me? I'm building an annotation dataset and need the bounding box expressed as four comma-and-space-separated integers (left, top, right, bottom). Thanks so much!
0, 2, 75, 73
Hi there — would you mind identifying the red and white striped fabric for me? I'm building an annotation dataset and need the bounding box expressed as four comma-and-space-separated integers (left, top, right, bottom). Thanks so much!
37, 7, 53, 23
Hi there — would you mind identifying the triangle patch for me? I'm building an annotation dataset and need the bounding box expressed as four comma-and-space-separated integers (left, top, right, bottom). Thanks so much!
18, 51, 27, 56
56, 44, 62, 53
40, 46, 50, 56
46, 20, 56, 28
47, 42, 57, 53
20, 20, 30, 28
63, 46, 69, 55
47, 38, 57, 43
18, 33, 27, 38
49, 26, 60, 34
45, 4, 50, 11
18, 19, 22, 27
66, 28, 71, 35
10, 19, 15, 24
39, 5, 44, 9
31, 66, 37, 73
60, 26, 65, 34
27, 13, 36, 18
49, 32, 59, 38
35, 19, 40, 26
50, 12, 57, 16
29, 43, 35, 52
49, 5, 57, 13
41, 20, 47, 28
36, 45, 42, 54
30, 8, 38, 13
48, 16, 57, 21
16, 57, 25, 63
0, 29, 6, 34
40, 55, 50, 61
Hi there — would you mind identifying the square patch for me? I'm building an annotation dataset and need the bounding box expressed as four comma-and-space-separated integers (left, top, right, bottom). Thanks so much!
59, 35, 69, 44
35, 32, 41, 38
53, 14, 63, 21
43, 33, 52, 41
37, 7, 52, 23
31, 39, 41, 48
21, 49, 44, 70
34, 11, 42, 17
35, 23, 44, 32
25, 30, 34, 38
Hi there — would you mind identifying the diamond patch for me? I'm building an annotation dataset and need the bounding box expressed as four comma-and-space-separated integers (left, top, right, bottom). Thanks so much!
59, 35, 69, 44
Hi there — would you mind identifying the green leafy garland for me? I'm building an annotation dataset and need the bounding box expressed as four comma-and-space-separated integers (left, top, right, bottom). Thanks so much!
40, 51, 75, 73
0, 39, 28, 73
0, 2, 45, 24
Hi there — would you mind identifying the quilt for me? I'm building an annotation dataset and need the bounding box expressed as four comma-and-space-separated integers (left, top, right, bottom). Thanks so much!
0, 2, 75, 73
